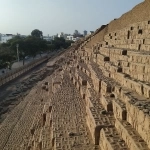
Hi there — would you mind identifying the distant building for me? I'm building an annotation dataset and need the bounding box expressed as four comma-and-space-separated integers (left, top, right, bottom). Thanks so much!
66, 35, 80, 42
83, 30, 87, 36
66, 35, 73, 41
89, 31, 94, 35
43, 35, 52, 41
51, 34, 58, 40
63, 34, 69, 40
0, 34, 15, 43
74, 30, 79, 35
58, 32, 64, 38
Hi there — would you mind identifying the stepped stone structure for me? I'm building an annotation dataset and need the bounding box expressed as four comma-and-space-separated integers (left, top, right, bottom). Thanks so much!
0, 1, 150, 150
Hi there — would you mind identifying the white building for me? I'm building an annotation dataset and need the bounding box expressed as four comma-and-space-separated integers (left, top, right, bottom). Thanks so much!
0, 34, 14, 43
66, 35, 80, 42
58, 32, 64, 38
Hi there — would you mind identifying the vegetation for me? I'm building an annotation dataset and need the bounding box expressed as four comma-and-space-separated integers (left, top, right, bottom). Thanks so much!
31, 29, 43, 38
47, 37, 74, 51
0, 29, 74, 69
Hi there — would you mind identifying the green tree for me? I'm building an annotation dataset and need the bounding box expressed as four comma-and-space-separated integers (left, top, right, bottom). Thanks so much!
9, 36, 27, 65
24, 36, 47, 58
0, 44, 15, 69
50, 37, 74, 50
31, 29, 43, 38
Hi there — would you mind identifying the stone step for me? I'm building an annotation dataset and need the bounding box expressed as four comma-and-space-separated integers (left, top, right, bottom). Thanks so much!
113, 83, 148, 104
100, 47, 150, 66
77, 69, 94, 88
100, 94, 113, 112
100, 47, 127, 56
88, 60, 118, 95
70, 70, 89, 97
86, 106, 115, 145
86, 88, 115, 145
129, 62, 150, 74
97, 53, 110, 62
111, 72, 150, 98
100, 128, 129, 150
127, 50, 150, 64
126, 99, 150, 148
105, 62, 122, 73
129, 72, 150, 82
112, 98, 127, 120
78, 62, 91, 75
115, 119, 150, 150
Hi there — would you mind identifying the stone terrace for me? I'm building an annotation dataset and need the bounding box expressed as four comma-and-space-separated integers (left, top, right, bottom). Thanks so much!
0, 2, 150, 150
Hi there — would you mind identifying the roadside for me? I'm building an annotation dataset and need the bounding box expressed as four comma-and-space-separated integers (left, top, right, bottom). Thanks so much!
0, 53, 47, 76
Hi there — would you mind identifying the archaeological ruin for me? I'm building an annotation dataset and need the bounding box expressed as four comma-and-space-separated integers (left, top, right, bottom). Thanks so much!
0, 0, 150, 150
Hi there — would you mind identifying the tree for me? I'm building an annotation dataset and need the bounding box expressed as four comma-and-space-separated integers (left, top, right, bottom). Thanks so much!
31, 29, 43, 38
0, 44, 15, 69
24, 36, 47, 58
9, 36, 27, 64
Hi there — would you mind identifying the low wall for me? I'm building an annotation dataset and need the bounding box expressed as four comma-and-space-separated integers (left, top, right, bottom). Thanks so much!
0, 56, 48, 87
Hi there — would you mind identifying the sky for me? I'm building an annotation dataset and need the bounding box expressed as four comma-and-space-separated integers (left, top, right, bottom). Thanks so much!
0, 0, 143, 36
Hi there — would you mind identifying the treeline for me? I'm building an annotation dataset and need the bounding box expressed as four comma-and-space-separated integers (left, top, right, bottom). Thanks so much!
0, 29, 74, 69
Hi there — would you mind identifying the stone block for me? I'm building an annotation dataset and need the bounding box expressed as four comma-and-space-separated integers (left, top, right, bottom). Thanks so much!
137, 73, 150, 82
141, 44, 150, 51
112, 98, 127, 120
129, 63, 145, 73
133, 39, 144, 44
101, 80, 112, 94
144, 39, 150, 45
129, 44, 139, 50
86, 97, 94, 108
97, 53, 110, 62
122, 67, 130, 75
86, 107, 97, 142
142, 83, 150, 98
111, 48, 127, 55
111, 72, 126, 85
120, 61, 129, 67
145, 65, 150, 73
123, 77, 143, 96
110, 65, 122, 73
119, 55, 128, 61
93, 78, 101, 93
103, 69, 110, 78
101, 94, 113, 111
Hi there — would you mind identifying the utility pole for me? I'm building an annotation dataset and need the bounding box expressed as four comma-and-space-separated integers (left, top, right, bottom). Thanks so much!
16, 44, 19, 62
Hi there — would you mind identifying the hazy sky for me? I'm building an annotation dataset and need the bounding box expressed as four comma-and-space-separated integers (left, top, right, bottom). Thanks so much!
0, 0, 143, 36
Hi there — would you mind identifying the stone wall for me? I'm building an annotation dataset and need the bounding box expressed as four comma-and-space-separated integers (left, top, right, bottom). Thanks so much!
86, 0, 150, 47
66, 2, 150, 148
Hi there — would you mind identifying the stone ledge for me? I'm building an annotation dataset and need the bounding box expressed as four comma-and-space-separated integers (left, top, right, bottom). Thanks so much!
115, 119, 150, 150
113, 98, 127, 120
101, 94, 113, 112
100, 128, 129, 150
